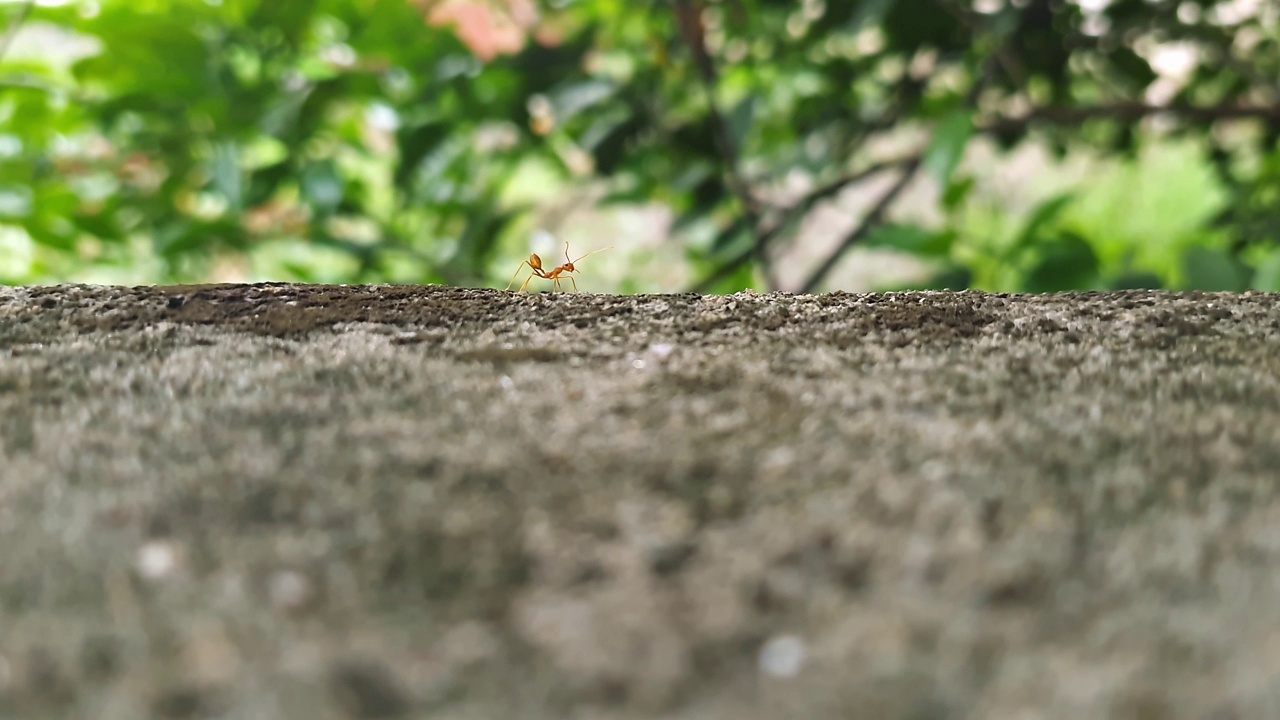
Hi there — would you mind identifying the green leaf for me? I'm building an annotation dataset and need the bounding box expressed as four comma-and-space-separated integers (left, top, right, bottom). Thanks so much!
281, 261, 320, 282
154, 219, 242, 257
670, 162, 715, 194
862, 224, 953, 257
942, 176, 975, 212
1182, 247, 1249, 291
688, 250, 758, 294
1109, 272, 1165, 290
847, 0, 897, 31
1021, 234, 1100, 293
1010, 193, 1075, 254
549, 79, 617, 123
296, 55, 340, 82
1106, 47, 1158, 90
0, 186, 33, 219
582, 109, 644, 175
917, 266, 973, 291
884, 0, 968, 55
450, 204, 520, 280
72, 10, 212, 100
1252, 247, 1280, 291
728, 95, 757, 153
241, 136, 289, 171
301, 161, 344, 213
212, 142, 243, 212
710, 215, 753, 255
395, 121, 451, 189
923, 110, 974, 186
72, 210, 125, 243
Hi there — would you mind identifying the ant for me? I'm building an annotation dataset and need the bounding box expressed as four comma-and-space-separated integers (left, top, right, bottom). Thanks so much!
505, 240, 612, 293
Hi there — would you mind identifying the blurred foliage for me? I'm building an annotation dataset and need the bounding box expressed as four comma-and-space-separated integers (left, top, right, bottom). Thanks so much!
2, 0, 1280, 292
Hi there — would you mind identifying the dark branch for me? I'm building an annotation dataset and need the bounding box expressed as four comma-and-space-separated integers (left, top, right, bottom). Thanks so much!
686, 70, 1280, 294
672, 0, 777, 288
795, 58, 1002, 294
688, 156, 918, 293
797, 156, 923, 293
982, 102, 1280, 134
785, 101, 1279, 295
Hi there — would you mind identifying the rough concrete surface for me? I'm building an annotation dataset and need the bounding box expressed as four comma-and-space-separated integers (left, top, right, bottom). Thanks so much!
1, 283, 1279, 720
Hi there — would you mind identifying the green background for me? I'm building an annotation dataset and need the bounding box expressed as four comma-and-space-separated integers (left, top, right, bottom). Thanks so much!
2, 0, 1278, 294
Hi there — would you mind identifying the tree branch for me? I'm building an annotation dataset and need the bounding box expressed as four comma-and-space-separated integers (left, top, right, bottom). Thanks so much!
981, 101, 1280, 134
792, 91, 1280, 293
797, 156, 923, 293
682, 72, 929, 294
683, 52, 1280, 295
672, 0, 777, 288
795, 56, 1001, 294
688, 156, 918, 293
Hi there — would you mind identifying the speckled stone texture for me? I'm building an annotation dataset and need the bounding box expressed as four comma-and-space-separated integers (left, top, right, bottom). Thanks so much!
0, 284, 1278, 719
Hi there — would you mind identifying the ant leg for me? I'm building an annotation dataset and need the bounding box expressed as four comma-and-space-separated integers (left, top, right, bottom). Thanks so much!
567, 275, 579, 292
518, 273, 539, 293
506, 261, 532, 291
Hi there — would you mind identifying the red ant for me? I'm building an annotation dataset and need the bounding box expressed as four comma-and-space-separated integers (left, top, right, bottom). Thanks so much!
505, 240, 612, 293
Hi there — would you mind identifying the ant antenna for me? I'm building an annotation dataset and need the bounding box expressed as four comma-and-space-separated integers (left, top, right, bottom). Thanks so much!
569, 244, 613, 265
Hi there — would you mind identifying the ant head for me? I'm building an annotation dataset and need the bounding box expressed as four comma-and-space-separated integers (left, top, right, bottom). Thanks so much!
563, 262, 576, 272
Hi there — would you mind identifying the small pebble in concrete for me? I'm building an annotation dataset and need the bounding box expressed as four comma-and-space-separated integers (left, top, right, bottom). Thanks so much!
269, 570, 314, 612
648, 343, 675, 360
135, 540, 179, 581
758, 634, 807, 679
